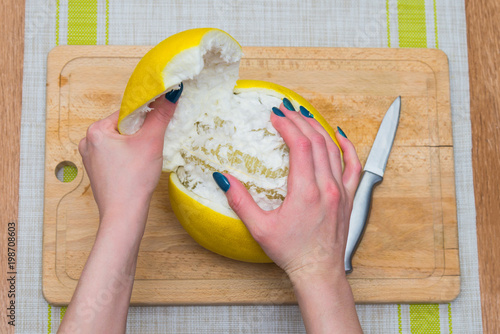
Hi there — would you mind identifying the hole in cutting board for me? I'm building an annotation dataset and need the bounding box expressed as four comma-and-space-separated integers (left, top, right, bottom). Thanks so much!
55, 161, 78, 183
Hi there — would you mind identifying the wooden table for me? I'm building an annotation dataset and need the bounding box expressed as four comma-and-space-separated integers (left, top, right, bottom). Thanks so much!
0, 0, 24, 333
465, 1, 500, 333
0, 0, 498, 332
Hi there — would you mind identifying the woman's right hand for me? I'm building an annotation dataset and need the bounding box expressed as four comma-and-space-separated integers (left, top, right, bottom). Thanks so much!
215, 100, 363, 333
215, 100, 362, 281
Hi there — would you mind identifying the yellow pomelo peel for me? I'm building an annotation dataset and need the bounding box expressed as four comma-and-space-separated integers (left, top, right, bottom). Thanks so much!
169, 172, 270, 263
118, 28, 340, 263
118, 28, 241, 134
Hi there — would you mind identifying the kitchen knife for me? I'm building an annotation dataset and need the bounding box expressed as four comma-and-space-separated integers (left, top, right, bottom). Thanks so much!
344, 96, 401, 273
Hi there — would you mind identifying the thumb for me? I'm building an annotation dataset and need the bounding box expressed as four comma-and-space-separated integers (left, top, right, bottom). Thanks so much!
213, 172, 267, 233
140, 83, 183, 139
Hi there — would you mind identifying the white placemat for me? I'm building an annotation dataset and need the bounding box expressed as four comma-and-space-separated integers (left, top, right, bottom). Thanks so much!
18, 0, 481, 333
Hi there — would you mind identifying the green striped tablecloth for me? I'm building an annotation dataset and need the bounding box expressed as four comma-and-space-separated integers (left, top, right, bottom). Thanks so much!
18, 0, 481, 333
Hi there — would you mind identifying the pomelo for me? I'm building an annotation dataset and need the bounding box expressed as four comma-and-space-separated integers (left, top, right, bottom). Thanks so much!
118, 28, 339, 263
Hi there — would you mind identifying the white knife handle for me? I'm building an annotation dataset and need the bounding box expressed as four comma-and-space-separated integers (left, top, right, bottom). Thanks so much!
344, 171, 383, 273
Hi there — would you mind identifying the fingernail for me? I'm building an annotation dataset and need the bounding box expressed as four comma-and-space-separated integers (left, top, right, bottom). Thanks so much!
213, 172, 230, 192
337, 126, 347, 138
299, 106, 314, 118
272, 107, 286, 117
165, 82, 183, 103
283, 98, 295, 111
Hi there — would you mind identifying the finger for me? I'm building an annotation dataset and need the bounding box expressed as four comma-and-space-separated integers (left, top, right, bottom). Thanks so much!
213, 172, 268, 238
300, 114, 343, 184
336, 128, 362, 199
101, 110, 120, 132
78, 137, 87, 156
84, 121, 105, 147
279, 104, 337, 188
270, 106, 316, 192
85, 121, 97, 138
140, 83, 183, 139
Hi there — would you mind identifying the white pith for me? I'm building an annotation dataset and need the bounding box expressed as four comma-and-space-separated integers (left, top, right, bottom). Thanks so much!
125, 30, 290, 212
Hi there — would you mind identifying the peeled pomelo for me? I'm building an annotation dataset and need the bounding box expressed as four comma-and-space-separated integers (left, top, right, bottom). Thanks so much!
118, 28, 339, 263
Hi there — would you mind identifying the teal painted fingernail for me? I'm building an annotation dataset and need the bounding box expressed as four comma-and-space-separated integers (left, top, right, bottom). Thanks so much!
213, 172, 230, 192
337, 126, 347, 138
283, 98, 295, 111
272, 107, 286, 117
299, 106, 314, 118
165, 82, 183, 103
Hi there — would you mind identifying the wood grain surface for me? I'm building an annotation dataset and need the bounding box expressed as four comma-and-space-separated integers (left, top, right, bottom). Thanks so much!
43, 46, 459, 305
0, 0, 25, 332
465, 0, 500, 333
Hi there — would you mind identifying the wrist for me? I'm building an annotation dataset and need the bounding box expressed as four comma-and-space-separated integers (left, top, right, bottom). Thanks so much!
97, 198, 152, 243
290, 265, 361, 333
288, 264, 348, 291
99, 194, 151, 222
286, 258, 346, 286
290, 264, 356, 318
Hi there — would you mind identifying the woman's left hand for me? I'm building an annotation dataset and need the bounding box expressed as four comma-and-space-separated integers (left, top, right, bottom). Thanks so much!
78, 94, 178, 220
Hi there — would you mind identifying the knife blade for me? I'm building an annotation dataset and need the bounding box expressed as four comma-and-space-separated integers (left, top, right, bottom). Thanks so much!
344, 96, 401, 273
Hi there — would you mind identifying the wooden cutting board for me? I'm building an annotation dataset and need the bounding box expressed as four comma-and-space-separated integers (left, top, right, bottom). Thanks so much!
43, 45, 459, 305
